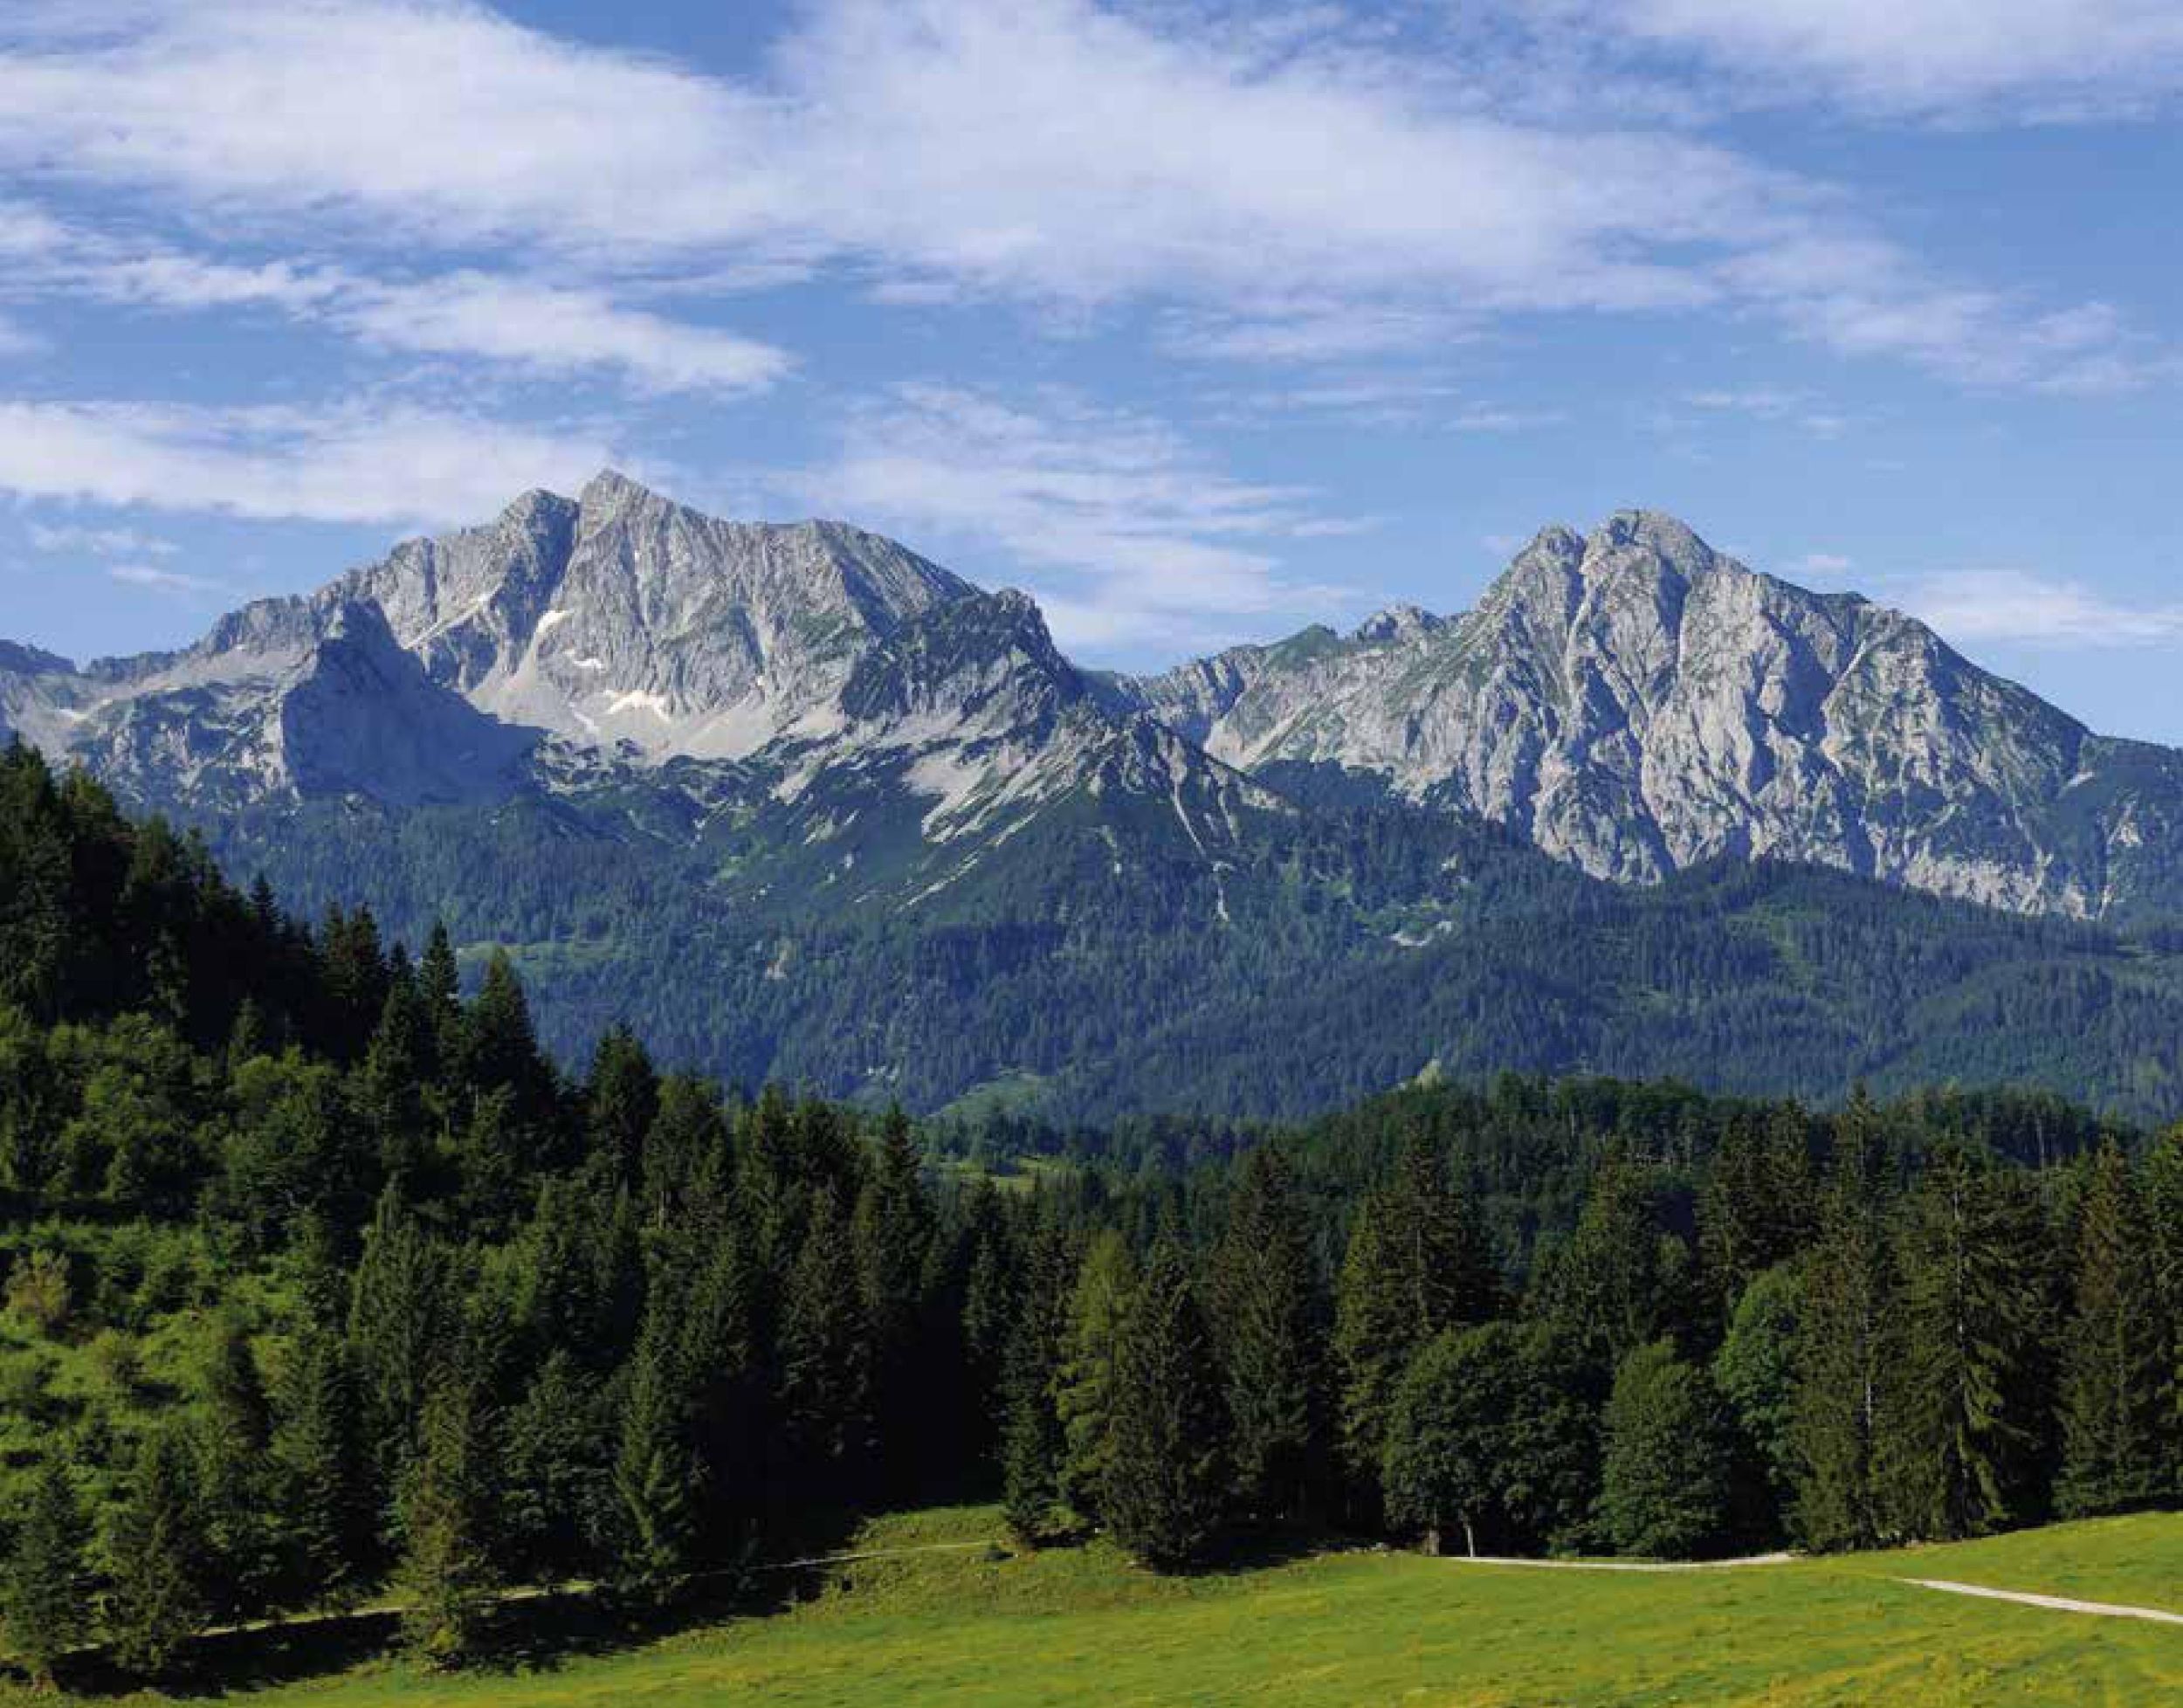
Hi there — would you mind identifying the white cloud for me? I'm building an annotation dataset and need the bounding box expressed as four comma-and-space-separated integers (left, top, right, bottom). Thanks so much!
1897, 569, 2183, 647
1787, 551, 1855, 578
0, 199, 790, 396
0, 0, 2150, 394
27, 521, 178, 556
1553, 0, 2183, 121
335, 274, 791, 396
107, 561, 233, 598
0, 399, 627, 527
789, 382, 1356, 651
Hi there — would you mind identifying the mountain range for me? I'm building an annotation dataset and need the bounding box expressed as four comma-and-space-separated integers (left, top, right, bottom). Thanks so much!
8, 473, 2183, 1120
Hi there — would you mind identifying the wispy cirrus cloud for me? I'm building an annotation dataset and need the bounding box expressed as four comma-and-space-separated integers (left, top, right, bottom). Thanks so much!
1533, 0, 2183, 122
0, 0, 2157, 396
27, 520, 178, 557
0, 398, 630, 527
1897, 569, 2183, 648
787, 382, 1358, 651
107, 561, 235, 600
0, 200, 791, 396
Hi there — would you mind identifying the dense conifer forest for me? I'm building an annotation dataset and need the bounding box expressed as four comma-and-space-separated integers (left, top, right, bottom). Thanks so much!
3, 740, 2182, 1685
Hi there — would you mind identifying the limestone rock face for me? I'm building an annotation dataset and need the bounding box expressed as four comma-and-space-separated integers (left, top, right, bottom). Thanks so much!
1120, 511, 2183, 919
9, 486, 2183, 924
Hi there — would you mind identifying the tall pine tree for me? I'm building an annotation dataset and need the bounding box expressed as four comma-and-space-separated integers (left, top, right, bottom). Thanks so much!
1103, 1243, 1231, 1570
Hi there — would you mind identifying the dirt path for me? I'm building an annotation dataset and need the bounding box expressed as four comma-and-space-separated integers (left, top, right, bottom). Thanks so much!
1898, 1578, 2183, 1626
1443, 1553, 1796, 1573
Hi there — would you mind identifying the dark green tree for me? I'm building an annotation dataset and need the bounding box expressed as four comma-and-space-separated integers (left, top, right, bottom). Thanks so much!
1878, 1149, 2046, 1539
1210, 1146, 1326, 1523
1598, 1340, 1732, 1558
1056, 1229, 1137, 1519
1102, 1243, 1231, 1570
1791, 1127, 1896, 1551
2056, 1143, 2165, 1517
395, 1376, 501, 1667
3, 1458, 88, 1685
272, 1325, 376, 1607
104, 1424, 211, 1673
609, 1298, 697, 1602
778, 1191, 874, 1491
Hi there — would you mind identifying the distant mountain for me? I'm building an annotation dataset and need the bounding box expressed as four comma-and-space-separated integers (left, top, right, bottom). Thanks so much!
1121, 510, 2183, 923
7, 478, 2183, 1119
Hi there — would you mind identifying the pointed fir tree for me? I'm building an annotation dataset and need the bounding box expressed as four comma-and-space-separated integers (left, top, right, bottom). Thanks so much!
854, 1105, 936, 1495
1790, 1119, 1896, 1552
194, 1314, 276, 1619
999, 1266, 1071, 1546
609, 1298, 698, 1604
2056, 1142, 2166, 1518
1877, 1148, 2045, 1539
3, 1458, 88, 1686
395, 1375, 501, 1667
1102, 1242, 1232, 1570
104, 1423, 211, 1673
2145, 1126, 2183, 1494
778, 1190, 875, 1494
348, 1185, 451, 1479
1210, 1146, 1326, 1524
1333, 1138, 1497, 1511
272, 1325, 376, 1608
499, 1349, 607, 1587
1056, 1229, 1138, 1521
584, 1024, 659, 1189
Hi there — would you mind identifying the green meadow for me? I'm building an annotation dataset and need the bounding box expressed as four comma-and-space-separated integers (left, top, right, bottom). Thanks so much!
13, 1505, 2180, 1708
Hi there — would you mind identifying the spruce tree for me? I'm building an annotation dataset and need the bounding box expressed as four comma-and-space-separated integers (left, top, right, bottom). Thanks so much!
3, 1458, 88, 1685
854, 1105, 936, 1496
1333, 1139, 1496, 1510
584, 1024, 659, 1188
348, 1185, 451, 1477
778, 1190, 874, 1493
499, 1350, 606, 1586
1000, 1305, 1068, 1545
1056, 1229, 1138, 1519
609, 1298, 697, 1602
2056, 1142, 2165, 1517
1210, 1146, 1326, 1523
1790, 1123, 1896, 1552
2145, 1126, 2183, 1494
105, 1424, 211, 1673
396, 1376, 501, 1667
1102, 1243, 1231, 1570
272, 1325, 375, 1608
1878, 1149, 2044, 1539
194, 1315, 276, 1619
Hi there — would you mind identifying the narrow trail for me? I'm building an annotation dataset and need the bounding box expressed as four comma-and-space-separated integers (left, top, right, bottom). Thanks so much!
1442, 1553, 1796, 1573
1898, 1579, 2183, 1627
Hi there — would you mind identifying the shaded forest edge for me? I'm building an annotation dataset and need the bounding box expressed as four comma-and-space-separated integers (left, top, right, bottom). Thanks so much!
1, 740, 2180, 1691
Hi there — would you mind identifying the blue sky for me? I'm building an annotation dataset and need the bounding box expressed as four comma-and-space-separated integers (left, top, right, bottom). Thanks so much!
3, 1, 2183, 737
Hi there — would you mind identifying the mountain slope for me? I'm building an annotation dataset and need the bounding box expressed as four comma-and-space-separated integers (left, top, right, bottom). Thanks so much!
1122, 511, 2183, 922
9, 479, 2183, 1121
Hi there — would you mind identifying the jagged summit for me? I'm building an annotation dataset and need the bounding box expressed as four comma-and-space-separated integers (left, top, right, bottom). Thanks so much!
6, 490, 2183, 925
1119, 510, 2180, 919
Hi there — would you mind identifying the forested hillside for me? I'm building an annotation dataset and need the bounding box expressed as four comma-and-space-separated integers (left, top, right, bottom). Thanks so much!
3, 744, 2181, 1689
203, 774, 2183, 1124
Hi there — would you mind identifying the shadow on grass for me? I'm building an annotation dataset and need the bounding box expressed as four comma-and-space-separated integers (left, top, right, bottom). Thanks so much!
34, 1508, 880, 1700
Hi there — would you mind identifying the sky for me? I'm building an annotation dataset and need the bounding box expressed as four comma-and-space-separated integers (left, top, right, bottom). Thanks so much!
3, 1, 2182, 738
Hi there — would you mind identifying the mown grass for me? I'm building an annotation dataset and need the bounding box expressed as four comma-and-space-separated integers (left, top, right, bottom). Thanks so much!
9, 1505, 2182, 1707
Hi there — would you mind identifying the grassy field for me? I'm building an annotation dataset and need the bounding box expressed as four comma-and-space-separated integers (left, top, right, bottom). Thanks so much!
9, 1505, 2182, 1707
